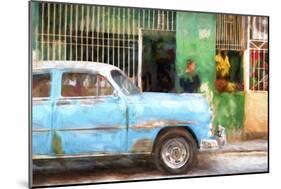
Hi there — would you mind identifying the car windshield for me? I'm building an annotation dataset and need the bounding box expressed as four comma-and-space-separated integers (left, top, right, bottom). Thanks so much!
111, 70, 140, 95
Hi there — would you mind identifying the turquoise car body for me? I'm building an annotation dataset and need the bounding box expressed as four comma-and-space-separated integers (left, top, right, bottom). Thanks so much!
32, 61, 214, 159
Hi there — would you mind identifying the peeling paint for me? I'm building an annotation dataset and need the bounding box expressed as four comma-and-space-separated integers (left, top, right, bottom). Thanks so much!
54, 126, 122, 132
199, 28, 211, 39
52, 132, 64, 155
213, 92, 245, 132
131, 139, 153, 153
133, 120, 196, 130
200, 83, 214, 109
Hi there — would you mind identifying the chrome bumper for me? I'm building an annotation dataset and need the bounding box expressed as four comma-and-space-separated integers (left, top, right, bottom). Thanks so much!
199, 124, 227, 151
199, 139, 219, 151
199, 136, 227, 151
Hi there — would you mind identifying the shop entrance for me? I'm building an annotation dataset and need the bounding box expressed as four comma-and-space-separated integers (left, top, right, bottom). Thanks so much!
141, 30, 176, 92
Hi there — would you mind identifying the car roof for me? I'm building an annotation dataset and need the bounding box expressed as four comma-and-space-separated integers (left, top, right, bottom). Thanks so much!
33, 61, 120, 73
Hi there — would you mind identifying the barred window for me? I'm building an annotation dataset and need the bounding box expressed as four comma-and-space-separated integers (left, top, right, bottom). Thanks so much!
249, 16, 268, 91
215, 15, 246, 92
32, 2, 176, 86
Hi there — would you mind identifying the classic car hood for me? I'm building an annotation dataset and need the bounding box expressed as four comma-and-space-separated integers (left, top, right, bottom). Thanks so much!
128, 92, 210, 112
126, 92, 212, 125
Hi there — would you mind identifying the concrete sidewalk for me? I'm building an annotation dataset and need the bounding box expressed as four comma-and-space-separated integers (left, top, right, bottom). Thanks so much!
202, 139, 268, 154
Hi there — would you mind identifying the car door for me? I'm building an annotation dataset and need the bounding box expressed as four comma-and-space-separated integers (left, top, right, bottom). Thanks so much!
32, 72, 54, 155
54, 71, 127, 155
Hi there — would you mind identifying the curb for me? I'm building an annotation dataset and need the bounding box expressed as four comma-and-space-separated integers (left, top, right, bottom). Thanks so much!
199, 148, 268, 155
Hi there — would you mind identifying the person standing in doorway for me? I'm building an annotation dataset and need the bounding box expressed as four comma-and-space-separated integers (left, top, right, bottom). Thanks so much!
179, 59, 201, 93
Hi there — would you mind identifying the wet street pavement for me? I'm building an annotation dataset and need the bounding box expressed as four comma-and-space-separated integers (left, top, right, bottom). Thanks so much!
33, 150, 268, 187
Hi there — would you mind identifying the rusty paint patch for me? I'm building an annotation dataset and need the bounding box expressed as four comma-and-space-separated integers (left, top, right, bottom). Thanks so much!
132, 120, 196, 130
52, 132, 64, 155
33, 126, 123, 133
131, 139, 153, 153
57, 126, 123, 132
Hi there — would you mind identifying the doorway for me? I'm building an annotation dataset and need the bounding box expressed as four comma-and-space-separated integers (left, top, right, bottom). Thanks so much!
141, 30, 176, 93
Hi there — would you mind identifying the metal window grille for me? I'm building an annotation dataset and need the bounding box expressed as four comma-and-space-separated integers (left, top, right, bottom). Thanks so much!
216, 15, 247, 51
248, 16, 268, 91
33, 2, 176, 85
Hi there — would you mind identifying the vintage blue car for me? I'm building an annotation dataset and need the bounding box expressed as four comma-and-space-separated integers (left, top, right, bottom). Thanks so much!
32, 61, 218, 174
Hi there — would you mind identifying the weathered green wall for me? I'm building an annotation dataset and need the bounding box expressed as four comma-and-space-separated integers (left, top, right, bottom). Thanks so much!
175, 12, 216, 92
213, 92, 245, 129
176, 12, 245, 137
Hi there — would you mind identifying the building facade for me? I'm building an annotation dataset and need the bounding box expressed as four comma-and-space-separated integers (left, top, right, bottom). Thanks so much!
31, 2, 268, 140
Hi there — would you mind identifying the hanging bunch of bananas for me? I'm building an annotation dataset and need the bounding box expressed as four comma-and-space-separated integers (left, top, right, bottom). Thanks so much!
215, 53, 230, 78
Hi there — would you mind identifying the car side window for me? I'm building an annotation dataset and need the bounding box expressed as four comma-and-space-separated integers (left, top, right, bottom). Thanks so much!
32, 73, 51, 98
61, 73, 113, 97
111, 70, 140, 95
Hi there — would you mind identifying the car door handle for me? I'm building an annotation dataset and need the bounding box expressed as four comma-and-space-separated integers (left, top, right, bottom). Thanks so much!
56, 101, 71, 105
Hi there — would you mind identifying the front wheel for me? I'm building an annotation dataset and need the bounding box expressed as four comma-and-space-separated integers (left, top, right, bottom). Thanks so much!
154, 129, 197, 174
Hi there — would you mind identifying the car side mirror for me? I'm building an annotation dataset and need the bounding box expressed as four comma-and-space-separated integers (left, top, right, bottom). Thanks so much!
112, 90, 120, 100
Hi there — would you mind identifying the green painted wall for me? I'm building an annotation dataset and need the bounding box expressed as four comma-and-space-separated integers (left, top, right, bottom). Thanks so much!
175, 12, 216, 92
176, 12, 245, 137
213, 92, 245, 129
